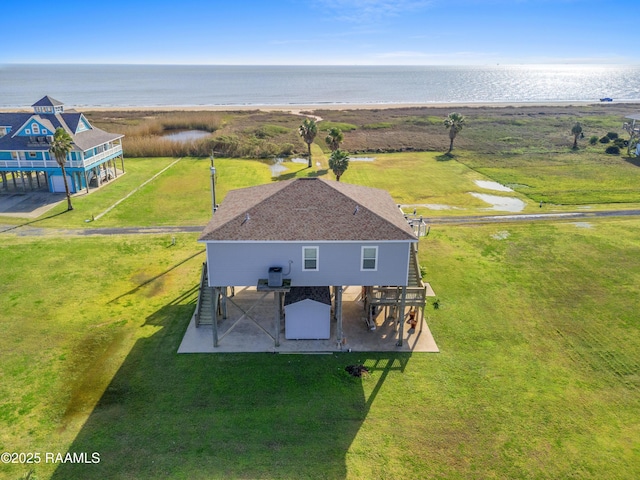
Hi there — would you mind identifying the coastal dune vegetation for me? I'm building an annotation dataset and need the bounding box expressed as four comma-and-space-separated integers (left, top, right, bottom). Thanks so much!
89, 103, 640, 160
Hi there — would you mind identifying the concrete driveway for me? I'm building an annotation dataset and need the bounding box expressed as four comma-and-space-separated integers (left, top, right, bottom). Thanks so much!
0, 191, 65, 218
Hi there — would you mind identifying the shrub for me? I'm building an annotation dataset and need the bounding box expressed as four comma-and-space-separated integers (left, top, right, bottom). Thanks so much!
363, 122, 394, 130
318, 121, 358, 132
254, 124, 290, 138
599, 136, 610, 144
613, 138, 626, 148
605, 145, 620, 155
406, 116, 448, 126
280, 143, 295, 156
606, 131, 619, 140
589, 135, 599, 145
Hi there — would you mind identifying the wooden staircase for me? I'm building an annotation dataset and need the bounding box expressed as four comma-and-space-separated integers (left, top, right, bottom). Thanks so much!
407, 242, 423, 288
195, 263, 213, 326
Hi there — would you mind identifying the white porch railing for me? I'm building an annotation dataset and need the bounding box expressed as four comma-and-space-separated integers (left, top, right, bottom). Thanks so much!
368, 286, 427, 306
83, 145, 123, 167
0, 145, 122, 170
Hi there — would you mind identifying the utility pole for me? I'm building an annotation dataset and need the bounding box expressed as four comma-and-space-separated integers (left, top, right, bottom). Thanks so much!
210, 152, 217, 215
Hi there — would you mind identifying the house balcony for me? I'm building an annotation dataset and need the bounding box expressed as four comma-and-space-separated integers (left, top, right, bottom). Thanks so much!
82, 144, 123, 168
0, 144, 123, 170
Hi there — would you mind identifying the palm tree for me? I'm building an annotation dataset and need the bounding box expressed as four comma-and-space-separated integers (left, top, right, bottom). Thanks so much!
444, 112, 465, 154
571, 121, 583, 149
49, 127, 74, 211
298, 118, 318, 167
325, 127, 344, 151
328, 149, 349, 181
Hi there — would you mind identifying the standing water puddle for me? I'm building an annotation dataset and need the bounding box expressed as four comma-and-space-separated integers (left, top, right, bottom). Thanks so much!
270, 158, 288, 176
470, 192, 525, 212
474, 180, 514, 192
163, 130, 211, 142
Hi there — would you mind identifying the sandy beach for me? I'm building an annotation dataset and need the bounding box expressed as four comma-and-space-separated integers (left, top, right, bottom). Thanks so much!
4, 100, 639, 114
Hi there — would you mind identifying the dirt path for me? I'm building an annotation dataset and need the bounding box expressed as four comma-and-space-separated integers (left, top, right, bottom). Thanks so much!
289, 110, 323, 122
423, 209, 640, 225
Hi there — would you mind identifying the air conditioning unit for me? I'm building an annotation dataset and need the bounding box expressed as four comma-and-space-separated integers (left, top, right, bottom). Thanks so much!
268, 267, 283, 287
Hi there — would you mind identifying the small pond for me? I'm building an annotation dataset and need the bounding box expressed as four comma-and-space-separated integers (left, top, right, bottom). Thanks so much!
470, 192, 526, 212
163, 130, 211, 142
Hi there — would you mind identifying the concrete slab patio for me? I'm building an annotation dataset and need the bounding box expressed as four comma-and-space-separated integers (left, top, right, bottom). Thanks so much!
0, 191, 65, 218
178, 286, 439, 354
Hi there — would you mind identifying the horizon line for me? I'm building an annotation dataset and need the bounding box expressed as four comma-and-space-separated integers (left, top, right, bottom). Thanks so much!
3, 61, 640, 67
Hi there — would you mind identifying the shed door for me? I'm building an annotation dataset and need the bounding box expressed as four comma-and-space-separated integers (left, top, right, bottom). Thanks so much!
51, 175, 72, 193
285, 300, 331, 340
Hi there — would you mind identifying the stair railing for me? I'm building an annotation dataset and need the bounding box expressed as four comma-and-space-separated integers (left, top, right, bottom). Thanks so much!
194, 262, 208, 327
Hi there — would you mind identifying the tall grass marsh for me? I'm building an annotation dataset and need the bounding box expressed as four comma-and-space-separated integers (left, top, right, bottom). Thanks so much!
87, 103, 640, 160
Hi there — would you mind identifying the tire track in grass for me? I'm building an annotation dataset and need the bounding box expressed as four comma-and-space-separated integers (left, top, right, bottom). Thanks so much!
93, 157, 182, 221
579, 328, 640, 390
553, 325, 639, 391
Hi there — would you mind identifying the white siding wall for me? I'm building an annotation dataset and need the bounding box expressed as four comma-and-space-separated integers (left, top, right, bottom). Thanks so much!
204, 241, 412, 287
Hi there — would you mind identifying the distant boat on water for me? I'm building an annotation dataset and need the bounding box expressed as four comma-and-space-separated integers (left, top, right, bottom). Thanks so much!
600, 97, 613, 102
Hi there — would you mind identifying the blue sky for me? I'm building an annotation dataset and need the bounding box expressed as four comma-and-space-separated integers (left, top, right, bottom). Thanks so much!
4, 0, 637, 65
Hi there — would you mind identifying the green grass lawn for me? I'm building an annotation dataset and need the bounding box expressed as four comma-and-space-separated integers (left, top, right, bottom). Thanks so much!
1, 218, 639, 479
3, 148, 640, 230
0, 158, 279, 228
0, 233, 204, 480
456, 150, 640, 205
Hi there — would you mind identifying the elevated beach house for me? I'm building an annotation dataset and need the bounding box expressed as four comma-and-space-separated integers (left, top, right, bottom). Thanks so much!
196, 177, 427, 348
0, 96, 124, 193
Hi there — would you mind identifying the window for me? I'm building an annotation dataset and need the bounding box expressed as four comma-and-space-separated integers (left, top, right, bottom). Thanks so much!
302, 246, 319, 271
361, 246, 378, 271
28, 152, 37, 159
32, 123, 40, 134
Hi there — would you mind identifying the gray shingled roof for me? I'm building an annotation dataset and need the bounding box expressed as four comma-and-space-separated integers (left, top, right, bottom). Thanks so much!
199, 178, 417, 242
284, 286, 331, 306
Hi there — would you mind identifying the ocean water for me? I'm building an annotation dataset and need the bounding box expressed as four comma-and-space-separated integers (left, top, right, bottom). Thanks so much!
2, 64, 640, 108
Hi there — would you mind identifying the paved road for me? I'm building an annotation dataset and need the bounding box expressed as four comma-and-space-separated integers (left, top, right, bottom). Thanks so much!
2, 209, 640, 236
423, 209, 640, 225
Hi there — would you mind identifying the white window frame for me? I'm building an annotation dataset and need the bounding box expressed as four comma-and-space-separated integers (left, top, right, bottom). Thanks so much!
32, 123, 40, 134
361, 246, 378, 271
302, 246, 319, 271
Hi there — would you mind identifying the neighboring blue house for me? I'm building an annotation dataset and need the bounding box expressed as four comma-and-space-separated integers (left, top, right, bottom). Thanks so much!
0, 96, 124, 193
196, 177, 427, 348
